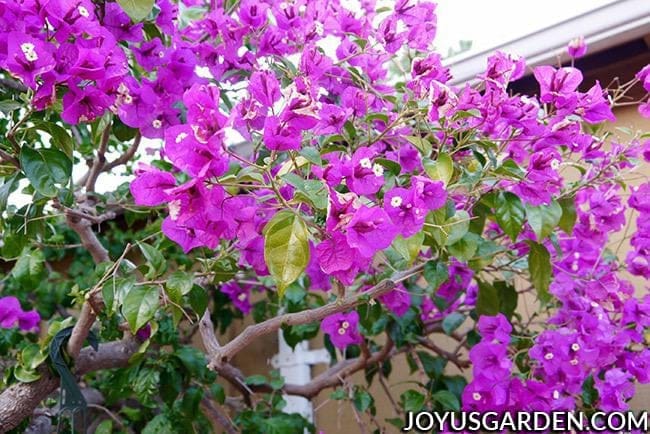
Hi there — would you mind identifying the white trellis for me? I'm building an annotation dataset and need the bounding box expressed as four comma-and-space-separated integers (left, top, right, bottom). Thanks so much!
271, 331, 331, 422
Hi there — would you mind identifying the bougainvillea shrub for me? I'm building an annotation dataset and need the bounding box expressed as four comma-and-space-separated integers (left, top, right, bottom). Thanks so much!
0, 0, 649, 432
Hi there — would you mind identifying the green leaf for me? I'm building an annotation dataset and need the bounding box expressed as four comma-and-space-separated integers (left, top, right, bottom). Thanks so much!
263, 211, 310, 298
167, 271, 194, 298
494, 281, 518, 319
14, 366, 40, 383
391, 232, 424, 265
95, 420, 113, 434
424, 206, 448, 246
245, 374, 267, 386
0, 173, 20, 214
444, 210, 470, 246
423, 152, 453, 185
495, 192, 525, 241
400, 390, 425, 412
404, 135, 432, 156
0, 100, 22, 114
188, 285, 209, 316
423, 260, 449, 292
20, 147, 72, 197
138, 242, 167, 278
11, 247, 44, 286
21, 344, 48, 370
299, 147, 322, 166
142, 414, 173, 434
122, 285, 159, 332
476, 280, 499, 316
447, 232, 480, 262
102, 276, 135, 313
558, 197, 577, 235
432, 390, 460, 411
527, 241, 552, 303
417, 351, 446, 379
30, 122, 74, 158
353, 390, 373, 412
442, 312, 465, 335
282, 174, 328, 210
116, 0, 154, 21
525, 200, 562, 241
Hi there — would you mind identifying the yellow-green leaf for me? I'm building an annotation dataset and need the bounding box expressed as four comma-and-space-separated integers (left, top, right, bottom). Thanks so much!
263, 211, 310, 298
116, 0, 154, 21
423, 152, 453, 185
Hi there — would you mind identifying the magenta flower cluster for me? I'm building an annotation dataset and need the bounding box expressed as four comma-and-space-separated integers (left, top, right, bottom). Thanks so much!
2, 0, 650, 417
0, 296, 40, 332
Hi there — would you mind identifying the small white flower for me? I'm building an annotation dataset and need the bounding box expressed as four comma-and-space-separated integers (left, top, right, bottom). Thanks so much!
544, 352, 554, 360
372, 163, 384, 177
550, 159, 560, 170
123, 94, 133, 104
472, 392, 482, 401
390, 196, 403, 208
158, 51, 165, 58
337, 327, 346, 335
176, 132, 188, 143
152, 119, 162, 129
169, 200, 182, 220
570, 359, 579, 366
237, 293, 247, 301
341, 321, 349, 329
20, 43, 38, 62
571, 343, 580, 352
78, 5, 89, 17
359, 157, 372, 169
314, 22, 324, 36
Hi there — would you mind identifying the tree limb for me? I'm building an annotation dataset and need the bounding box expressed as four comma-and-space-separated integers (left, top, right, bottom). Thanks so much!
200, 397, 238, 434
203, 264, 423, 369
85, 126, 111, 193
103, 132, 141, 172
0, 338, 139, 433
64, 211, 110, 358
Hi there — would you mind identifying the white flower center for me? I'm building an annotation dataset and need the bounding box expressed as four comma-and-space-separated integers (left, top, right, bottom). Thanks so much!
20, 43, 38, 62
123, 95, 133, 104
570, 359, 578, 366
341, 321, 349, 329
337, 327, 346, 335
237, 293, 247, 301
571, 343, 580, 351
168, 200, 181, 220
544, 352, 554, 360
152, 119, 162, 129
550, 159, 560, 170
78, 5, 89, 17
472, 392, 482, 401
390, 196, 403, 207
175, 132, 188, 143
372, 163, 384, 177
314, 21, 324, 35
158, 51, 165, 58
359, 157, 372, 169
